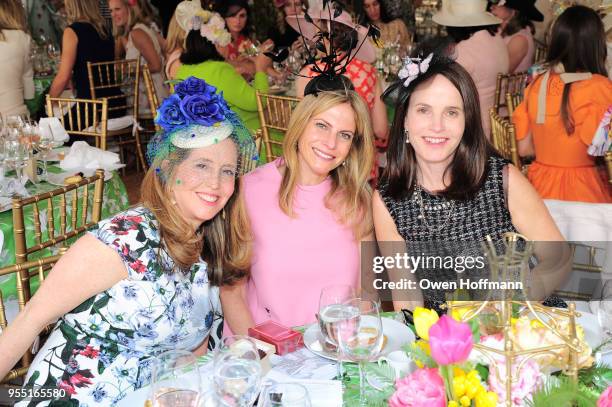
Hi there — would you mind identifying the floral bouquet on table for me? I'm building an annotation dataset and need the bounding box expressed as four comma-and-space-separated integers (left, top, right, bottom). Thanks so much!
382, 306, 612, 407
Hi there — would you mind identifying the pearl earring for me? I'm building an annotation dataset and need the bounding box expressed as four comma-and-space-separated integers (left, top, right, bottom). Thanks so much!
404, 129, 410, 144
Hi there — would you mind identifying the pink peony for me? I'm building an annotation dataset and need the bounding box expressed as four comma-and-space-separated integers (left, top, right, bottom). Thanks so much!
428, 315, 473, 365
599, 386, 612, 407
388, 368, 446, 407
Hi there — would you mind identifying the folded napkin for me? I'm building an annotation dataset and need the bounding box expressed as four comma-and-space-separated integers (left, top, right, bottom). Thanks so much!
59, 141, 123, 175
39, 117, 69, 143
0, 177, 29, 199
263, 370, 343, 407
82, 115, 135, 133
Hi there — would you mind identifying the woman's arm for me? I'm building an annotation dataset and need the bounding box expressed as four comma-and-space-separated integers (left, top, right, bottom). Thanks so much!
372, 78, 389, 143
130, 28, 162, 73
49, 28, 78, 98
517, 131, 535, 157
294, 65, 312, 98
219, 55, 270, 112
220, 278, 255, 335
0, 234, 128, 379
372, 191, 423, 310
506, 35, 528, 73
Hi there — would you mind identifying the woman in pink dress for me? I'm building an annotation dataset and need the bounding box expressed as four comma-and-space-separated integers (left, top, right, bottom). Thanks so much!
433, 0, 508, 138
222, 89, 376, 333
490, 0, 544, 73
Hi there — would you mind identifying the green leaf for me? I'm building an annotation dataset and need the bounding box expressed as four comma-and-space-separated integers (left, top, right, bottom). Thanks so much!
69, 296, 95, 314
475, 363, 489, 382
25, 370, 40, 387
468, 318, 481, 343
93, 294, 110, 310
402, 343, 436, 368
526, 376, 599, 407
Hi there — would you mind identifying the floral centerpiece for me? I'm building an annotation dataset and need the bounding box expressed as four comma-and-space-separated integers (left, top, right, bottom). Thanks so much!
382, 306, 612, 407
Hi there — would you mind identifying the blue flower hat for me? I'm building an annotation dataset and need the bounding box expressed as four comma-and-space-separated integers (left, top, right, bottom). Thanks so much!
147, 76, 258, 175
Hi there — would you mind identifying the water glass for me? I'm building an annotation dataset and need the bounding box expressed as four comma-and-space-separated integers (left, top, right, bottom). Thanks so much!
336, 298, 383, 406
5, 140, 29, 185
318, 284, 356, 380
213, 335, 262, 407
260, 383, 311, 407
151, 350, 201, 407
36, 129, 53, 180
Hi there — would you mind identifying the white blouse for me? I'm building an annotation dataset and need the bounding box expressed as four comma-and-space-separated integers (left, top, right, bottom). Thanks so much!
0, 30, 35, 117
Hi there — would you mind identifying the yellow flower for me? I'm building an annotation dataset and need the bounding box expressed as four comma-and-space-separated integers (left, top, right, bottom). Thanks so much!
475, 391, 498, 407
412, 340, 431, 368
453, 376, 466, 398
448, 401, 459, 407
414, 307, 439, 340
459, 395, 471, 406
454, 367, 466, 377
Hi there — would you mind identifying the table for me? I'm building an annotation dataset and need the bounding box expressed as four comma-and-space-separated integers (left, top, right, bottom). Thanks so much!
0, 164, 130, 302
26, 75, 54, 118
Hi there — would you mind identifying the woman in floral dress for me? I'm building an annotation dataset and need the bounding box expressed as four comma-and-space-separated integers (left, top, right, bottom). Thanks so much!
0, 76, 256, 405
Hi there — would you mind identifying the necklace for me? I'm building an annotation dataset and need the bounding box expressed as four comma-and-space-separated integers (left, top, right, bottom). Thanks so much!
414, 184, 455, 232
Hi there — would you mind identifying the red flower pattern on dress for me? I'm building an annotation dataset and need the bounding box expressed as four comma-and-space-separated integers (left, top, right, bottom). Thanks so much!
130, 259, 147, 274
79, 345, 100, 359
109, 215, 143, 235
57, 379, 76, 395
69, 371, 94, 388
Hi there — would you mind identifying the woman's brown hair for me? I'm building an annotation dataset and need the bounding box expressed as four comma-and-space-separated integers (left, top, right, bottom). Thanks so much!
65, 0, 109, 39
0, 0, 27, 40
141, 146, 250, 286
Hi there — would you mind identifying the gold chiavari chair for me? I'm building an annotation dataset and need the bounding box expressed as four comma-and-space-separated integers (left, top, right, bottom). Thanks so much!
45, 96, 108, 148
490, 109, 521, 170
606, 151, 612, 184
0, 253, 65, 382
87, 59, 146, 170
142, 65, 160, 127
534, 39, 547, 64
505, 90, 525, 118
255, 91, 300, 162
12, 170, 105, 301
493, 72, 528, 116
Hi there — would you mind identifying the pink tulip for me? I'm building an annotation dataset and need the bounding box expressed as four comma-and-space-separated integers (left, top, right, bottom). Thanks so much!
598, 385, 612, 407
428, 315, 473, 365
388, 368, 447, 407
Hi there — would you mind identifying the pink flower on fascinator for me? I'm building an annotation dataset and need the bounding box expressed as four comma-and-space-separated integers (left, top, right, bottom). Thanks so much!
127, 0, 137, 6
274, 0, 287, 7
398, 53, 434, 88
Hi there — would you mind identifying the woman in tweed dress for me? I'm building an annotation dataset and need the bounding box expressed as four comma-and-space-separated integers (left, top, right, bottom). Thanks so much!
372, 52, 566, 311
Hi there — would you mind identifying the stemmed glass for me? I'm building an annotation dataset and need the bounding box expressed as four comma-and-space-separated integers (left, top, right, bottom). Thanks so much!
336, 298, 383, 406
260, 383, 311, 407
36, 128, 54, 181
213, 335, 262, 407
318, 284, 356, 381
597, 280, 612, 351
5, 139, 30, 185
151, 350, 202, 407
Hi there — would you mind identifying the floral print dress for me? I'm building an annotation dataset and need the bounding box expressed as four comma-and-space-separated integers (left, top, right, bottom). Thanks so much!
19, 206, 222, 406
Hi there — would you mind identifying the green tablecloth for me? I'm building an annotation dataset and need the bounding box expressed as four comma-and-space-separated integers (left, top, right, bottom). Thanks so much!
0, 164, 130, 300
26, 75, 54, 117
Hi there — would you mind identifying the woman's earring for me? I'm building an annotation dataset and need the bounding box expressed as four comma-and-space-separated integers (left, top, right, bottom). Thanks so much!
404, 129, 410, 144
221, 208, 226, 220
342, 161, 346, 167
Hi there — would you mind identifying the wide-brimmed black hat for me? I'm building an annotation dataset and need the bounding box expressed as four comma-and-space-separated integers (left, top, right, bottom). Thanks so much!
502, 0, 544, 22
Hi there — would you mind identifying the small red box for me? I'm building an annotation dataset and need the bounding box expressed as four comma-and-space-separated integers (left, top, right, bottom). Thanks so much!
248, 320, 304, 355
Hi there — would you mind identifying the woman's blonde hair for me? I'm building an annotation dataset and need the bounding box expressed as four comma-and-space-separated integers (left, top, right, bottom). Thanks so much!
166, 14, 186, 55
141, 146, 251, 286
112, 0, 159, 38
280, 91, 375, 239
65, 0, 108, 39
0, 0, 27, 41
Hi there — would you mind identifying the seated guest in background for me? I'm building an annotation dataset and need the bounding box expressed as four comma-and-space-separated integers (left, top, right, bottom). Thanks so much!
222, 87, 375, 333
433, 0, 508, 138
0, 0, 34, 118
216, 0, 274, 80
291, 5, 388, 183
164, 0, 202, 81
356, 0, 411, 50
374, 51, 564, 311
512, 6, 612, 203
490, 0, 544, 73
175, 10, 270, 134
0, 78, 253, 405
110, 0, 168, 115
267, 0, 304, 50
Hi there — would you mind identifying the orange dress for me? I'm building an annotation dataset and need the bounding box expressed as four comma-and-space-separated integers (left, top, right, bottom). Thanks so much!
512, 73, 612, 203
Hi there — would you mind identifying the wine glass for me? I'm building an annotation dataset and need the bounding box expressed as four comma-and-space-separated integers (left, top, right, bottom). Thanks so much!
260, 383, 311, 407
318, 284, 356, 380
597, 280, 612, 349
151, 350, 202, 407
5, 139, 30, 185
336, 298, 383, 406
213, 335, 262, 407
36, 128, 54, 180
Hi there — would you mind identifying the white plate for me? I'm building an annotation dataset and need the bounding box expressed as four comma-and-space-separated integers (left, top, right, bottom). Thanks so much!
530, 308, 602, 349
36, 147, 69, 162
46, 170, 113, 186
303, 317, 415, 362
